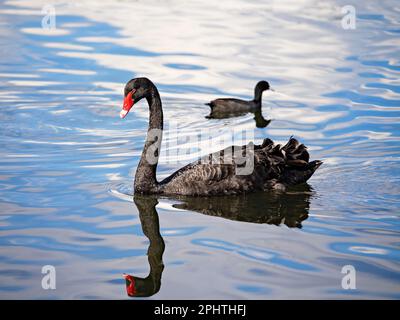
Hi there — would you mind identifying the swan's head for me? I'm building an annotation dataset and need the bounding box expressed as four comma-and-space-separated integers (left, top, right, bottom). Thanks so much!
123, 274, 137, 296
120, 77, 154, 119
123, 273, 161, 297
255, 80, 270, 92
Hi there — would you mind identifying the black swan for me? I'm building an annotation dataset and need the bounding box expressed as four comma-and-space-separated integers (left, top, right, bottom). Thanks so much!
119, 77, 322, 196
205, 80, 271, 127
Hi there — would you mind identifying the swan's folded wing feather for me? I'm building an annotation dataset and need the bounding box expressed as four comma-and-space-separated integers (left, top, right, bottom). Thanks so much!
160, 161, 236, 185
159, 138, 321, 195
159, 147, 251, 195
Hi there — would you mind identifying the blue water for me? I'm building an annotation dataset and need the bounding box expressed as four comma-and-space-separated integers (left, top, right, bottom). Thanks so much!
0, 0, 399, 299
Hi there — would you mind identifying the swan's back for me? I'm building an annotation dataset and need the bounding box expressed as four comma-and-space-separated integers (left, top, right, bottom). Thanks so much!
159, 137, 322, 196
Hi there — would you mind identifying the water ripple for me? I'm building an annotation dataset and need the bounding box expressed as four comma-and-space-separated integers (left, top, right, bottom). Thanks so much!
0, 0, 399, 299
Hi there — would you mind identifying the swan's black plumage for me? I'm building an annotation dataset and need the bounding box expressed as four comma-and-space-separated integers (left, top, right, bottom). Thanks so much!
120, 77, 322, 196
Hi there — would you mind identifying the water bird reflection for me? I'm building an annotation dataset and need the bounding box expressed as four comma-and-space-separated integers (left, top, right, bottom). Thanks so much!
206, 108, 272, 128
124, 185, 313, 297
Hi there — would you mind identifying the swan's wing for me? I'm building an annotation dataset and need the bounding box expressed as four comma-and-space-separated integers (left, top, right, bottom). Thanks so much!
159, 158, 236, 186
159, 145, 256, 195
159, 138, 322, 195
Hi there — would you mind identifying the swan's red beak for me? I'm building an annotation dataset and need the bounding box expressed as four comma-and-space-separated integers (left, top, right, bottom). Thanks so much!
120, 90, 135, 119
123, 273, 137, 297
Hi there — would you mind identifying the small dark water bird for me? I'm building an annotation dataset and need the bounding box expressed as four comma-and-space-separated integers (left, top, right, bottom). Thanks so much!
119, 77, 322, 196
205, 81, 272, 128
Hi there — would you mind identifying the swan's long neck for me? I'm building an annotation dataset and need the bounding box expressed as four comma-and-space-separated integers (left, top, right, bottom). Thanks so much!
134, 85, 163, 194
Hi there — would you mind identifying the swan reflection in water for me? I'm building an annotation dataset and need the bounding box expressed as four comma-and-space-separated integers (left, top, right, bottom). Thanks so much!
123, 184, 314, 297
123, 195, 165, 297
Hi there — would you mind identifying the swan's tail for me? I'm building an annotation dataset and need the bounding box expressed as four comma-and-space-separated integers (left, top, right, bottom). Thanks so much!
281, 137, 322, 185
257, 137, 322, 185
282, 136, 310, 162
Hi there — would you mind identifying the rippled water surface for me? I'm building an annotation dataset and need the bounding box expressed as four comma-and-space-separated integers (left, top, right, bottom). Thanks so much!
0, 0, 399, 299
